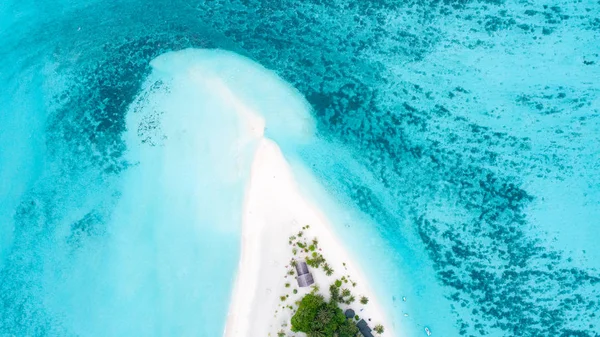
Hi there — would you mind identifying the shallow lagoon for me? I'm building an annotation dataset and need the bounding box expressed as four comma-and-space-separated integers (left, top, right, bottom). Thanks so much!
1, 0, 600, 336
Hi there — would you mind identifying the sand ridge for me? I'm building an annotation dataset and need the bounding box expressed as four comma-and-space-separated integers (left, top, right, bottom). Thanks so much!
223, 138, 397, 337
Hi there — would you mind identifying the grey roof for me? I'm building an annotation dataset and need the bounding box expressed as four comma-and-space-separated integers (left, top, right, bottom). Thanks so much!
357, 319, 374, 337
345, 309, 355, 318
360, 330, 375, 337
295, 261, 309, 276
357, 319, 371, 331
297, 272, 314, 287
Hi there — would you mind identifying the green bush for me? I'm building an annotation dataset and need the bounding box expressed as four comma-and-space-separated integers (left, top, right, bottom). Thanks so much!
311, 304, 345, 336
306, 253, 326, 268
374, 324, 384, 334
323, 263, 334, 276
291, 293, 347, 336
291, 293, 325, 332
329, 284, 341, 304
338, 319, 360, 337
360, 296, 369, 305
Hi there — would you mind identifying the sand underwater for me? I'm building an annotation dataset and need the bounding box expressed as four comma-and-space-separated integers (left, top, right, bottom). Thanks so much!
1, 0, 599, 336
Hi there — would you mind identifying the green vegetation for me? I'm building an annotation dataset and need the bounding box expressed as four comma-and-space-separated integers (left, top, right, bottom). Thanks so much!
291, 293, 355, 337
330, 284, 342, 303
338, 319, 360, 337
306, 251, 326, 268
323, 263, 334, 276
374, 324, 385, 334
329, 282, 357, 305
280, 228, 379, 337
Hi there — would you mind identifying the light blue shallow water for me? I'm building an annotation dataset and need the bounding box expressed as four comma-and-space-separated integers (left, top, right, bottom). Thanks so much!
1, 0, 600, 336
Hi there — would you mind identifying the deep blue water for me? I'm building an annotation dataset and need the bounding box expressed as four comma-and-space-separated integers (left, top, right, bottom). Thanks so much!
1, 0, 599, 336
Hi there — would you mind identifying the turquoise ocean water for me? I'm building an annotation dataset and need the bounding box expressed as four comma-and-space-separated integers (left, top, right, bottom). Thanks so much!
1, 0, 599, 336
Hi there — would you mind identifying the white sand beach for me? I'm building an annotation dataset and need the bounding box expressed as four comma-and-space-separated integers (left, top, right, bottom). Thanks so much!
223, 138, 397, 337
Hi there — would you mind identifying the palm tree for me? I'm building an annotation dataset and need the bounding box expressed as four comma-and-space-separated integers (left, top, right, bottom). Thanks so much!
308, 330, 326, 337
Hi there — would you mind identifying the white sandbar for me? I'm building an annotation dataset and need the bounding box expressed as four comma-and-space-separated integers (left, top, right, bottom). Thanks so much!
224, 138, 397, 337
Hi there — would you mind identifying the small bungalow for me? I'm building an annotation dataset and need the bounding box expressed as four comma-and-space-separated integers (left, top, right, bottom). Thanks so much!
357, 319, 375, 337
297, 273, 314, 287
295, 261, 310, 275
295, 261, 314, 287
345, 309, 355, 319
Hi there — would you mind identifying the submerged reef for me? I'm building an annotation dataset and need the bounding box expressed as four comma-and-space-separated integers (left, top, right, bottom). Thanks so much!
194, 0, 600, 335
1, 0, 599, 335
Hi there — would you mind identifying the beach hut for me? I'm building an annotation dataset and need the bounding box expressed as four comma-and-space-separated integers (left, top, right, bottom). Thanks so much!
357, 319, 374, 337
295, 261, 309, 275
295, 261, 314, 287
297, 273, 314, 287
345, 309, 355, 319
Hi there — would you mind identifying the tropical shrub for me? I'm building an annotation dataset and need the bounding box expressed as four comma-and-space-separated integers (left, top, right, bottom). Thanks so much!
329, 284, 341, 304
291, 293, 325, 332
338, 319, 360, 337
291, 293, 349, 337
